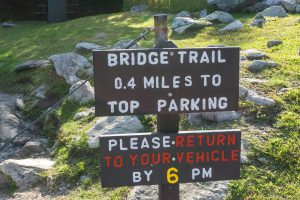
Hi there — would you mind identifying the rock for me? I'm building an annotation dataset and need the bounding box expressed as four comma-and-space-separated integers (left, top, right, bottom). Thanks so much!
200, 9, 208, 17
13, 136, 31, 146
0, 171, 13, 192
205, 11, 235, 23
130, 4, 148, 12
68, 80, 95, 104
207, 0, 254, 12
112, 40, 140, 49
49, 52, 92, 85
74, 107, 95, 120
251, 12, 266, 27
189, 111, 240, 124
247, 0, 282, 12
267, 40, 283, 47
241, 139, 249, 164
15, 60, 51, 72
281, 0, 297, 13
75, 42, 104, 54
258, 157, 268, 164
175, 11, 190, 18
30, 85, 47, 99
296, 4, 300, 13
0, 93, 25, 141
262, 6, 288, 17
1, 22, 16, 27
239, 86, 276, 106
128, 181, 229, 200
96, 32, 107, 39
87, 116, 144, 148
171, 17, 212, 34
244, 49, 268, 60
241, 78, 268, 83
206, 44, 226, 47
16, 141, 47, 158
0, 158, 54, 191
219, 20, 243, 31
248, 60, 279, 71
16, 98, 25, 110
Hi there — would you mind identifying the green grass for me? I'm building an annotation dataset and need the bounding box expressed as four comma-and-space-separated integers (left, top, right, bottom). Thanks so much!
124, 0, 209, 13
0, 11, 299, 199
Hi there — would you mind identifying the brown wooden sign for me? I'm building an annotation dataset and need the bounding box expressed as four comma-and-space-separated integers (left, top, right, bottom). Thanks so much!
93, 47, 240, 116
100, 130, 241, 187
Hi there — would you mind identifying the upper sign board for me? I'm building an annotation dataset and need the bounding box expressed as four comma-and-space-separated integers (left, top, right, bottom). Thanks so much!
93, 47, 240, 116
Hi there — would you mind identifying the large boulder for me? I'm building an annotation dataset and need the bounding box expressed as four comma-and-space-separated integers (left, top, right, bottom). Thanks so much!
87, 116, 144, 148
0, 159, 54, 191
49, 52, 93, 85
244, 49, 268, 60
68, 80, 95, 104
205, 11, 235, 23
281, 0, 297, 13
219, 20, 243, 31
15, 60, 51, 72
262, 5, 288, 17
0, 93, 25, 141
171, 17, 212, 34
207, 0, 258, 11
175, 11, 190, 18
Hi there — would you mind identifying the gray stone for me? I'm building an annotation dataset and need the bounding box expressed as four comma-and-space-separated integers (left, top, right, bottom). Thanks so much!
244, 49, 268, 60
16, 141, 47, 158
258, 157, 268, 164
0, 93, 25, 141
239, 86, 276, 106
112, 40, 140, 49
281, 0, 297, 13
96, 32, 107, 39
175, 11, 190, 18
68, 80, 95, 104
219, 20, 243, 31
206, 44, 226, 47
16, 98, 25, 110
1, 22, 16, 28
13, 136, 31, 146
200, 9, 208, 17
49, 52, 93, 85
251, 19, 265, 27
254, 12, 266, 20
207, 0, 251, 12
15, 60, 51, 72
130, 4, 148, 12
189, 111, 240, 124
30, 85, 47, 99
75, 42, 104, 54
87, 116, 144, 148
0, 171, 12, 192
295, 4, 300, 12
248, 60, 279, 72
205, 11, 234, 23
241, 78, 268, 83
241, 139, 250, 164
171, 17, 212, 34
248, 0, 282, 12
0, 158, 54, 191
74, 107, 95, 120
267, 40, 283, 47
128, 181, 229, 200
262, 6, 288, 17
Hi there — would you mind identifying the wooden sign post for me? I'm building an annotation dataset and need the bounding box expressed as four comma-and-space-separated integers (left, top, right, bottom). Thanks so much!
93, 14, 241, 200
154, 14, 180, 200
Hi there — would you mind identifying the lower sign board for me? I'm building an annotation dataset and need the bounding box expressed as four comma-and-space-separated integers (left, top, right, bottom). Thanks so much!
93, 47, 240, 116
100, 129, 241, 187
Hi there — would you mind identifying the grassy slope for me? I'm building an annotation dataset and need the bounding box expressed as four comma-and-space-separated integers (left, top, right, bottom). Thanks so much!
0, 12, 299, 199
